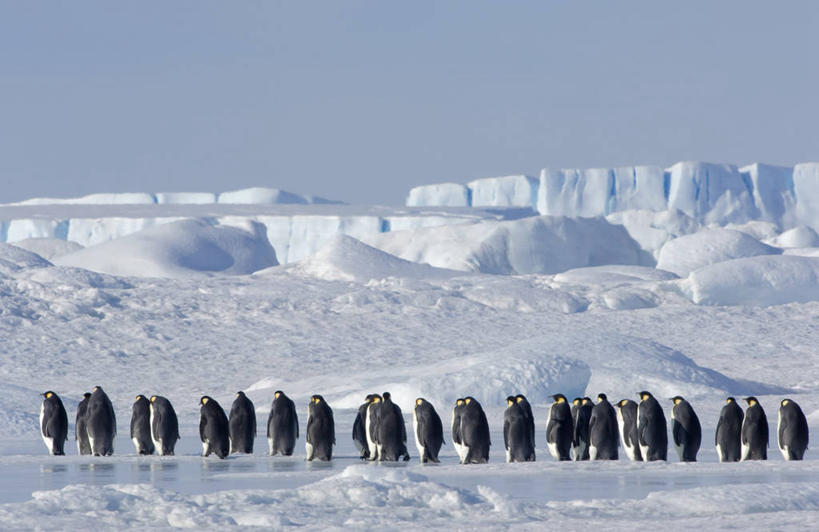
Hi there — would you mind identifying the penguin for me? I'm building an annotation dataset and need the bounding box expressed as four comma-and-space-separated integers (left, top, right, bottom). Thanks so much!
228, 391, 256, 454
715, 397, 744, 462
503, 396, 531, 462
588, 393, 618, 460
451, 398, 467, 463
637, 391, 667, 461
515, 394, 536, 457
670, 396, 701, 462
75, 392, 92, 455
572, 397, 592, 461
267, 390, 299, 456
741, 396, 768, 461
149, 395, 180, 456
40, 391, 68, 456
614, 399, 642, 461
199, 396, 230, 459
306, 394, 335, 461
353, 394, 377, 460
86, 386, 117, 456
130, 395, 155, 455
365, 394, 383, 461
459, 396, 490, 464
377, 392, 410, 461
413, 397, 444, 463
546, 394, 574, 461
778, 399, 809, 461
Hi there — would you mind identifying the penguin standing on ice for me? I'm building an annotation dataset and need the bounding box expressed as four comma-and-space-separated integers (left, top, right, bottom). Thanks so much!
614, 399, 642, 462
268, 390, 299, 456
75, 392, 92, 455
637, 391, 667, 461
589, 394, 618, 460
150, 395, 180, 456
228, 391, 256, 454
199, 396, 230, 459
504, 396, 535, 462
86, 386, 117, 456
546, 394, 573, 461
460, 396, 491, 464
670, 396, 701, 462
515, 394, 536, 458
306, 395, 335, 461
40, 391, 68, 456
572, 397, 592, 461
413, 398, 444, 463
778, 399, 809, 461
741, 396, 768, 461
130, 395, 154, 455
366, 394, 383, 461
377, 392, 410, 461
353, 394, 377, 459
451, 398, 467, 463
715, 397, 743, 462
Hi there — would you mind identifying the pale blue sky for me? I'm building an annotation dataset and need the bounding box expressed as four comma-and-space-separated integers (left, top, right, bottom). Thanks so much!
1, 1, 817, 204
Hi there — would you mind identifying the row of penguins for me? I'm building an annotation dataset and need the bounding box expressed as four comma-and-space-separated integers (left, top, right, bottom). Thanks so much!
40, 388, 809, 462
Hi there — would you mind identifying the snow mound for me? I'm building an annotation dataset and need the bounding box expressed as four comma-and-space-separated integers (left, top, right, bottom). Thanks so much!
606, 209, 700, 258
769, 226, 819, 249
290, 235, 463, 282
217, 187, 338, 205
0, 243, 52, 275
687, 255, 819, 306
54, 219, 278, 278
12, 238, 83, 261
364, 216, 649, 275
657, 228, 780, 276
12, 192, 157, 206
554, 265, 678, 285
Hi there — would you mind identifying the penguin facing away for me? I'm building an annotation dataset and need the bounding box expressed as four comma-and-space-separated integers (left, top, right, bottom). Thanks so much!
75, 392, 92, 456
778, 399, 808, 461
306, 395, 335, 461
614, 399, 642, 462
353, 394, 377, 460
413, 397, 445, 463
670, 396, 701, 462
150, 395, 180, 456
515, 394, 536, 457
199, 396, 230, 459
504, 396, 535, 463
546, 394, 574, 461
572, 397, 592, 461
365, 394, 383, 461
86, 386, 117, 456
228, 391, 256, 454
130, 395, 155, 455
377, 392, 410, 461
715, 397, 743, 462
589, 393, 618, 460
40, 391, 68, 456
741, 396, 768, 461
268, 390, 299, 456
459, 396, 490, 464
451, 398, 467, 463
637, 391, 667, 461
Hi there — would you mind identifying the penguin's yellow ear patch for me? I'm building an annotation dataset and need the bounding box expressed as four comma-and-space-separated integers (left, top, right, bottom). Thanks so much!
416, 399, 422, 406
202, 397, 208, 404
274, 392, 280, 399
150, 396, 156, 403
465, 398, 471, 404
516, 397, 524, 403
507, 399, 514, 406
45, 392, 52, 399
782, 399, 789, 406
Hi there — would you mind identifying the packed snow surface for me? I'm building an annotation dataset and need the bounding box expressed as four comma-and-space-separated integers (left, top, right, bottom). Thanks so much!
656, 228, 780, 277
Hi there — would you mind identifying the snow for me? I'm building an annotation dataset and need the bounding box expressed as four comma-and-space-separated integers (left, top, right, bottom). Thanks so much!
11, 238, 84, 261
769, 226, 819, 249
468, 175, 538, 208
656, 228, 780, 277
217, 187, 335, 205
406, 183, 470, 207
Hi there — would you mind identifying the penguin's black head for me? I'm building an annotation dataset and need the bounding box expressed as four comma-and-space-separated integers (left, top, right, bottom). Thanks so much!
149, 395, 158, 403
616, 399, 628, 407
236, 391, 246, 398
638, 391, 653, 401
552, 394, 567, 403
382, 392, 391, 401
597, 393, 608, 403
416, 398, 427, 407
781, 399, 791, 407
725, 397, 736, 403
311, 395, 325, 404
92, 386, 103, 393
42, 391, 56, 399
744, 397, 758, 406
582, 397, 592, 405
455, 398, 464, 406
464, 396, 476, 405
506, 395, 516, 406
515, 394, 528, 404
83, 392, 91, 399
670, 396, 684, 404
572, 397, 582, 406
200, 396, 211, 406
274, 391, 283, 399
135, 394, 147, 402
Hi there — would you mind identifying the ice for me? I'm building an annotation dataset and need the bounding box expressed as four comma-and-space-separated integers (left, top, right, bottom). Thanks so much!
656, 228, 780, 277
217, 187, 337, 205
665, 162, 757, 224
740, 163, 795, 226
10, 238, 83, 261
12, 193, 157, 206
468, 175, 538, 207
406, 183, 470, 207
606, 209, 701, 258
0, 242, 52, 274
769, 226, 819, 249
155, 192, 217, 204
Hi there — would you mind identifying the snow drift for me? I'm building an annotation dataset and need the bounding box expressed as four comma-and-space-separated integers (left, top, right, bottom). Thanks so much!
656, 228, 780, 277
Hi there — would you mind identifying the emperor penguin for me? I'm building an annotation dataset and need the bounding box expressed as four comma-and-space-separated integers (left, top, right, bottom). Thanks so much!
267, 390, 299, 456
614, 399, 642, 462
778, 398, 808, 461
130, 395, 155, 455
715, 397, 743, 462
637, 391, 667, 461
546, 394, 574, 461
353, 394, 377, 459
503, 396, 535, 462
413, 398, 444, 463
377, 392, 410, 461
741, 396, 768, 460
199, 396, 230, 459
75, 392, 92, 455
515, 394, 536, 456
670, 396, 701, 462
572, 397, 592, 461
588, 394, 618, 460
86, 386, 117, 456
228, 391, 256, 454
40, 391, 68, 456
149, 395, 180, 456
365, 394, 383, 461
306, 394, 335, 461
459, 396, 490, 464
451, 398, 467, 463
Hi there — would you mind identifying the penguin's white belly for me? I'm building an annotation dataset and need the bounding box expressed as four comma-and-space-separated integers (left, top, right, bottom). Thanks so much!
716, 443, 724, 462
547, 441, 559, 460
365, 412, 377, 460
623, 442, 637, 461
589, 444, 598, 460
639, 443, 650, 460
675, 442, 684, 461
39, 405, 53, 454
505, 448, 511, 463
268, 437, 275, 456
574, 441, 588, 460
305, 441, 314, 460
412, 413, 425, 461
781, 445, 791, 461
132, 437, 141, 453
741, 442, 750, 461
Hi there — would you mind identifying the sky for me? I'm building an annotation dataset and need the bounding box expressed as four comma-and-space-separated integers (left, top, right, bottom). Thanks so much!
1, 1, 818, 205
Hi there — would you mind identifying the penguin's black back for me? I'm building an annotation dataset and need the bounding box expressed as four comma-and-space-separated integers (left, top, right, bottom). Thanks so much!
638, 395, 668, 461
352, 400, 370, 458
515, 395, 536, 449
75, 393, 92, 455
461, 398, 490, 463
547, 401, 573, 461
268, 392, 298, 456
130, 396, 154, 455
451, 402, 464, 446
589, 399, 618, 460
41, 393, 68, 455
779, 400, 809, 460
671, 399, 701, 462
307, 398, 335, 461
415, 400, 444, 462
742, 402, 768, 460
229, 392, 256, 454
87, 387, 117, 456
715, 399, 743, 462
377, 395, 408, 461
200, 397, 230, 459
151, 396, 180, 455
617, 400, 641, 459
572, 400, 592, 460
504, 402, 534, 462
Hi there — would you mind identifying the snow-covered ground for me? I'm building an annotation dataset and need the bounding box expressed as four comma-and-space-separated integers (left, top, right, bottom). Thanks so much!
1, 176, 819, 529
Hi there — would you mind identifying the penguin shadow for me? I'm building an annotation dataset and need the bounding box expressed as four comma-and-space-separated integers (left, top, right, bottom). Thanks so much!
270, 458, 299, 472
135, 459, 179, 475
305, 459, 336, 471
40, 463, 68, 474
79, 461, 115, 478
201, 459, 231, 473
